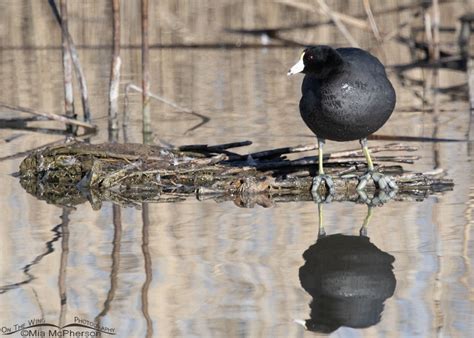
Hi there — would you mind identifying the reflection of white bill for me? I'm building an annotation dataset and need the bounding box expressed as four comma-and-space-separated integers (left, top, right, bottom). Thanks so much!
294, 318, 307, 329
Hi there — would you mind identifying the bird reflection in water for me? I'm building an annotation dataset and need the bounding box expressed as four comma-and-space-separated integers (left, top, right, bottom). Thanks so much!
297, 203, 396, 334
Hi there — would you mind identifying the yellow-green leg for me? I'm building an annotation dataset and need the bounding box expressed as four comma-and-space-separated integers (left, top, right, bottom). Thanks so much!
317, 203, 326, 238
359, 205, 373, 237
362, 141, 374, 171
357, 138, 398, 191
311, 138, 335, 202
318, 140, 325, 175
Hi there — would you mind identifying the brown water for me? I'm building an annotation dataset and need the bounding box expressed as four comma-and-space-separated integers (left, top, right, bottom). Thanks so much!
0, 1, 473, 337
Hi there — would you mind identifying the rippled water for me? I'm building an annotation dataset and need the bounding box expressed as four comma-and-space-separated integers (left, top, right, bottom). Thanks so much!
1, 1, 473, 337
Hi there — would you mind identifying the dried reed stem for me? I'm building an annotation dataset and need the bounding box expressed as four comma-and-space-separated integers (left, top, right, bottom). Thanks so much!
48, 0, 91, 123
459, 15, 472, 59
122, 83, 131, 143
363, 0, 382, 42
108, 0, 122, 136
316, 0, 360, 48
468, 59, 474, 112
424, 11, 434, 58
276, 0, 370, 31
141, 0, 151, 141
432, 0, 441, 61
60, 0, 75, 131
69, 40, 92, 123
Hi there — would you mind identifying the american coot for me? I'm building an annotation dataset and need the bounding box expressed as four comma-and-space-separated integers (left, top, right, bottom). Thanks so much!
298, 232, 396, 333
295, 204, 396, 333
288, 46, 397, 195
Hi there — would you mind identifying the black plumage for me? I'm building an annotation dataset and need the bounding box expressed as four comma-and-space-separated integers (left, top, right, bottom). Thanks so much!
299, 233, 396, 333
288, 45, 398, 194
297, 46, 396, 141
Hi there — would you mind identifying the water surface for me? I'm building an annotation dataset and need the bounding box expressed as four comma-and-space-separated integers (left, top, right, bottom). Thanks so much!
0, 1, 473, 337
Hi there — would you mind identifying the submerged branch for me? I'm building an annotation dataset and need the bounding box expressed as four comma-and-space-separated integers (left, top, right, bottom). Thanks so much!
18, 141, 453, 208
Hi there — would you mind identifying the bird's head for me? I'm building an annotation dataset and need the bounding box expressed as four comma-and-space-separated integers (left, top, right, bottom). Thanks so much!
288, 45, 343, 79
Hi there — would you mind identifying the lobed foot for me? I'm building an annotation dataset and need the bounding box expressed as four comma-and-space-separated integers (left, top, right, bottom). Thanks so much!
357, 189, 397, 206
357, 171, 398, 191
311, 174, 335, 203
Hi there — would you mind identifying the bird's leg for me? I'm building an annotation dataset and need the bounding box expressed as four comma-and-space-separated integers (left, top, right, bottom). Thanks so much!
318, 138, 325, 175
359, 205, 373, 237
317, 203, 326, 238
311, 138, 334, 202
357, 138, 398, 191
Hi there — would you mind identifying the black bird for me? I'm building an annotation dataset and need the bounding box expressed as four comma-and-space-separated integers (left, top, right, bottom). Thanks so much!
288, 46, 397, 194
297, 233, 396, 333
295, 204, 396, 334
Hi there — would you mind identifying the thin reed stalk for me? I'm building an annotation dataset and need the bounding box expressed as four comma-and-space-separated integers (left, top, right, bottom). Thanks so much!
141, 0, 151, 142
316, 0, 360, 48
432, 0, 441, 61
108, 0, 122, 138
60, 0, 75, 134
48, 0, 91, 123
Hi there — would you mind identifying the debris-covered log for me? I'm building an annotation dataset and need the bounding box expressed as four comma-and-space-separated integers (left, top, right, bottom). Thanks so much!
18, 141, 453, 208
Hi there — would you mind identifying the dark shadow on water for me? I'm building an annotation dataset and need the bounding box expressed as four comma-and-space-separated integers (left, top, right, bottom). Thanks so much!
297, 204, 396, 334
0, 116, 76, 136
